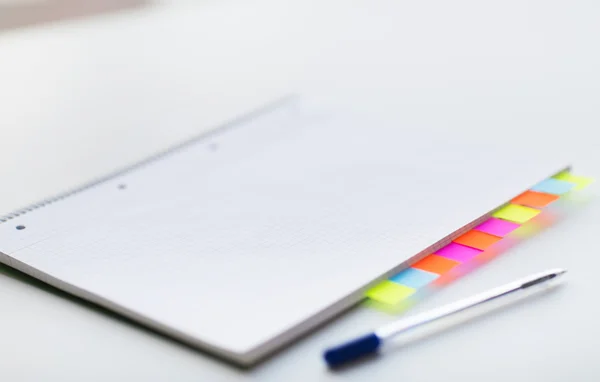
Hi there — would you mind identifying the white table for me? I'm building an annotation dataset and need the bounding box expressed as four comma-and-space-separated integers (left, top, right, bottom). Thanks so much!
1, 1, 599, 380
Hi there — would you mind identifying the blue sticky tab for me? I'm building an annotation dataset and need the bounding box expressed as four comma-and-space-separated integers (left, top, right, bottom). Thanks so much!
530, 178, 575, 195
389, 268, 439, 289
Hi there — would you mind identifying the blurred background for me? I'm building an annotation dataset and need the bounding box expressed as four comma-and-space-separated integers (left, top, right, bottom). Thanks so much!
0, 0, 147, 30
1, 0, 598, 217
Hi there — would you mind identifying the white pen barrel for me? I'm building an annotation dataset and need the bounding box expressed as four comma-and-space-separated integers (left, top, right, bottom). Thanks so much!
375, 269, 565, 341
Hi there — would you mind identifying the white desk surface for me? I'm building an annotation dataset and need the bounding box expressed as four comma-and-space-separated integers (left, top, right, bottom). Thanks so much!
1, 1, 599, 380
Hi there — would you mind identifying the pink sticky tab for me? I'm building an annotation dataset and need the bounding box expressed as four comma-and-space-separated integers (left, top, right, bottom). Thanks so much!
475, 218, 520, 237
434, 243, 482, 262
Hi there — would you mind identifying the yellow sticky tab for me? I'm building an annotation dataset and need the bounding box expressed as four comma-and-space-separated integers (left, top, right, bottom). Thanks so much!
365, 280, 416, 305
492, 204, 540, 223
553, 171, 594, 190
364, 298, 416, 315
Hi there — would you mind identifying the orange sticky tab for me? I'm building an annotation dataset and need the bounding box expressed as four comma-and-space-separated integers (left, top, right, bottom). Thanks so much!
511, 190, 559, 208
453, 230, 502, 250
412, 255, 460, 275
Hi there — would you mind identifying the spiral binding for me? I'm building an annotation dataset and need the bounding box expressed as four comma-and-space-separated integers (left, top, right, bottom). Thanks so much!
0, 96, 296, 224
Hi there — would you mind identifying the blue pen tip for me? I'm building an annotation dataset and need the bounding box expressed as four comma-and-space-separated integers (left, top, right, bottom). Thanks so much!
323, 333, 381, 368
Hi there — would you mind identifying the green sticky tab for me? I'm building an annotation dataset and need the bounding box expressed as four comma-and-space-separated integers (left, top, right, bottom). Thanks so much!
553, 171, 594, 190
492, 204, 540, 224
365, 280, 416, 305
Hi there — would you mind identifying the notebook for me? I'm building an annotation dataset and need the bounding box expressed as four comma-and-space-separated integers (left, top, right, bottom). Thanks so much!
0, 98, 568, 366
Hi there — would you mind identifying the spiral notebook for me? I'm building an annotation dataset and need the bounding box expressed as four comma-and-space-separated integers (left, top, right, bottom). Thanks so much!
0, 98, 568, 366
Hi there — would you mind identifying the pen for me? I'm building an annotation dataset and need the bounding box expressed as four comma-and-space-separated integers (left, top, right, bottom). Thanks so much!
323, 268, 567, 368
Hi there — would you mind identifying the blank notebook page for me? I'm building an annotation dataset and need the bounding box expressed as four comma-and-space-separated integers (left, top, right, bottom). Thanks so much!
0, 99, 567, 365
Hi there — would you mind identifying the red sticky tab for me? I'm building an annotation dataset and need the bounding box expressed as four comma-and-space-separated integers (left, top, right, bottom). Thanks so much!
453, 230, 502, 250
412, 255, 460, 275
511, 190, 559, 208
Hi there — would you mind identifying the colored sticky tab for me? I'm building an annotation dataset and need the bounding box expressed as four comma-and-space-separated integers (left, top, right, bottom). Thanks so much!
493, 204, 540, 223
434, 243, 482, 262
530, 178, 575, 195
389, 268, 439, 289
511, 190, 559, 208
553, 172, 594, 190
365, 280, 416, 305
412, 255, 460, 275
475, 218, 520, 237
453, 230, 502, 250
